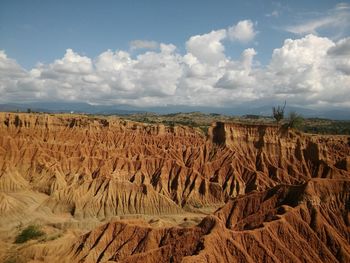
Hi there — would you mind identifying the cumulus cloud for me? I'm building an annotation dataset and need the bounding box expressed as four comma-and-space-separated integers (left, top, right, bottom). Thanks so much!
0, 31, 350, 109
0, 50, 26, 77
227, 20, 257, 43
186, 29, 227, 64
40, 49, 93, 80
130, 40, 159, 51
215, 48, 257, 90
269, 35, 334, 73
327, 37, 350, 75
327, 37, 350, 56
266, 35, 350, 106
0, 51, 39, 102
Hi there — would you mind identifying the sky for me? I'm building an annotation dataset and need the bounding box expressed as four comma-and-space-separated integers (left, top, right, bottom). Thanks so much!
0, 0, 350, 111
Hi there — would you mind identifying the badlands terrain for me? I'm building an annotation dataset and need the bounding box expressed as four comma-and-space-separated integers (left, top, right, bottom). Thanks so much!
0, 112, 349, 262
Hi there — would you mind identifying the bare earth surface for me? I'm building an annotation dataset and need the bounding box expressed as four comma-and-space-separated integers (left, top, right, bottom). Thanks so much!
0, 112, 349, 262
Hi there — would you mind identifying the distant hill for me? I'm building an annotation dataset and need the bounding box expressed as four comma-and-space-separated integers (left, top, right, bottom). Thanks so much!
0, 102, 349, 120
0, 102, 144, 115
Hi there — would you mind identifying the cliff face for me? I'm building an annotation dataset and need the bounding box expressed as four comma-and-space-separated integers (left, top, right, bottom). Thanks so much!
209, 122, 349, 191
0, 113, 349, 263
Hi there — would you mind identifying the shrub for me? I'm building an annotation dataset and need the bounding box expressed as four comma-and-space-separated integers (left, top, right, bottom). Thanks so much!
287, 111, 304, 129
272, 101, 286, 124
14, 115, 22, 128
15, 225, 45, 244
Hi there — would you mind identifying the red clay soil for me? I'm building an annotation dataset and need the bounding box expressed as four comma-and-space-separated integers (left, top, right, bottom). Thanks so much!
0, 113, 349, 262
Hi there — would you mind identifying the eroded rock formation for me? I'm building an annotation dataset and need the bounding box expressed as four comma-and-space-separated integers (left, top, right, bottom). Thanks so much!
0, 113, 349, 262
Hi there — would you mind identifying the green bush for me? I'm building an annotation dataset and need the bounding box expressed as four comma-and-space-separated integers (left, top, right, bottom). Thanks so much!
15, 225, 45, 244
287, 111, 304, 129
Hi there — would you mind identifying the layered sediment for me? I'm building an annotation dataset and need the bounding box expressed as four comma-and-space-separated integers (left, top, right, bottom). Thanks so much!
0, 113, 349, 262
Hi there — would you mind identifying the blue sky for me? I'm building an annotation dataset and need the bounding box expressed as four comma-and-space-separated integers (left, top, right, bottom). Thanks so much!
0, 0, 344, 68
0, 0, 350, 110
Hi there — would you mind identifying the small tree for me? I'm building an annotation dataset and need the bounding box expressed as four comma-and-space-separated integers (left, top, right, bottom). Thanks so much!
287, 111, 303, 129
272, 101, 286, 124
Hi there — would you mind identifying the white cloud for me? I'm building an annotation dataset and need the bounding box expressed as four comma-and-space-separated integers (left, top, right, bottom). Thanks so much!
132, 43, 182, 96
0, 32, 350, 110
215, 48, 257, 90
286, 17, 339, 35
241, 48, 257, 70
268, 35, 333, 95
266, 35, 350, 106
186, 29, 227, 64
95, 50, 133, 72
130, 40, 159, 51
269, 35, 334, 72
327, 37, 350, 56
50, 49, 93, 75
285, 3, 350, 36
227, 20, 257, 43
328, 37, 350, 75
0, 50, 26, 77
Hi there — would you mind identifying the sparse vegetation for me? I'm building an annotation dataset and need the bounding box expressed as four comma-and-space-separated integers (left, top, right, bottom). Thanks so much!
123, 112, 240, 129
15, 225, 45, 244
300, 119, 350, 135
14, 115, 22, 128
287, 111, 304, 129
120, 111, 350, 135
272, 101, 286, 124
199, 126, 209, 136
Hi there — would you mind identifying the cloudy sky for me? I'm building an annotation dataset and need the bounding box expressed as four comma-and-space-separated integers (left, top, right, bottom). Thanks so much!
0, 0, 350, 111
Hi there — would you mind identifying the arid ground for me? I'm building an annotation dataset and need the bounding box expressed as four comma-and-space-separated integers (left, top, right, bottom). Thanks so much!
0, 112, 349, 262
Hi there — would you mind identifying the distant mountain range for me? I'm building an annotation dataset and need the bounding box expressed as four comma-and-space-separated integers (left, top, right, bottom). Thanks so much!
0, 102, 349, 120
0, 102, 142, 115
